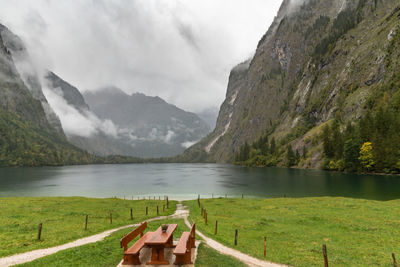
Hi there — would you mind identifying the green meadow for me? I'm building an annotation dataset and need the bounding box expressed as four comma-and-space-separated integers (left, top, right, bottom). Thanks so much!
15, 217, 244, 267
185, 197, 400, 267
0, 197, 175, 257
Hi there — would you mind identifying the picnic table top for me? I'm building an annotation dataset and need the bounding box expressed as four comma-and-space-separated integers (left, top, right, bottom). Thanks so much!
145, 224, 177, 246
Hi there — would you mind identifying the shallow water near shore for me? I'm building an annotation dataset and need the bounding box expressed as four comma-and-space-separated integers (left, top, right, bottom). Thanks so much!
1, 163, 400, 200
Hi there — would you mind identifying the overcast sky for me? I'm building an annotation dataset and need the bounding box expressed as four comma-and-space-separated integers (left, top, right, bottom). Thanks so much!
0, 0, 283, 113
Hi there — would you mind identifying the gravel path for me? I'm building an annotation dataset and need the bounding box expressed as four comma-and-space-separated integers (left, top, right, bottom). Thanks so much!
0, 203, 289, 267
180, 204, 289, 267
0, 209, 187, 267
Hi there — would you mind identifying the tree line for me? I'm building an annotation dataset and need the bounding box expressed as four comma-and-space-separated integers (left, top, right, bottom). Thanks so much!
323, 105, 400, 173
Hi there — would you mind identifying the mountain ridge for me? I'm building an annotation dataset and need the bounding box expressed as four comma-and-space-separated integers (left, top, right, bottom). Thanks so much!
182, 0, 400, 173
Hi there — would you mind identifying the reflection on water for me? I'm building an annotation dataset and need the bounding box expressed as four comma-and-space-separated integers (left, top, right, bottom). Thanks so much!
0, 164, 400, 200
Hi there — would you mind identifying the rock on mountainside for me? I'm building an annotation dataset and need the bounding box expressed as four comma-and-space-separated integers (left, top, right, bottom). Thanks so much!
0, 24, 63, 133
46, 71, 90, 112
83, 88, 211, 158
183, 0, 400, 168
0, 24, 96, 166
44, 71, 129, 157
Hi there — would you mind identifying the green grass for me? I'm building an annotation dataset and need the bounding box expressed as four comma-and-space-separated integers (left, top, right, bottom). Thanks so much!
0, 197, 176, 257
16, 218, 245, 267
195, 243, 246, 267
15, 219, 187, 267
184, 197, 400, 267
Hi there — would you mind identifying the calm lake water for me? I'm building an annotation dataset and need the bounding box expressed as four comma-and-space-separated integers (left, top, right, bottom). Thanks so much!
0, 163, 400, 200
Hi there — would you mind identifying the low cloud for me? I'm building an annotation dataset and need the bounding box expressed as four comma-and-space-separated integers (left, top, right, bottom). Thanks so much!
42, 84, 110, 138
0, 0, 283, 113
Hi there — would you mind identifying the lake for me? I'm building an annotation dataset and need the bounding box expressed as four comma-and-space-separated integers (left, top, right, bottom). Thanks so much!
0, 164, 399, 200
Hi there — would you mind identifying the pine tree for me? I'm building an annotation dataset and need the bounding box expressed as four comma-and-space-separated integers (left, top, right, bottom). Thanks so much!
359, 111, 373, 142
295, 149, 300, 164
322, 124, 334, 158
331, 119, 344, 159
286, 144, 296, 167
343, 139, 360, 172
270, 138, 276, 155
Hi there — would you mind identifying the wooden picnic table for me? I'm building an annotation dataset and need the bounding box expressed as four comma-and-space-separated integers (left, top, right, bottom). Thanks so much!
145, 224, 177, 265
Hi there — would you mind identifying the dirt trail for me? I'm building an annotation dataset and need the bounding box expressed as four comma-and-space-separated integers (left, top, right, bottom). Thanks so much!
181, 204, 289, 267
1, 203, 289, 267
0, 209, 186, 267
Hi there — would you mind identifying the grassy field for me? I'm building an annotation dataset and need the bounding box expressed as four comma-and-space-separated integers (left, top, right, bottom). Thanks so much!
0, 197, 176, 257
16, 218, 244, 267
16, 219, 187, 267
184, 197, 400, 267
195, 243, 246, 267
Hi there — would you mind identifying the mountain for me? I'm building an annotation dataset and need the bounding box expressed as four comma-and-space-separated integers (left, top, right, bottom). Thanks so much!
45, 71, 90, 112
0, 24, 97, 166
83, 88, 211, 158
44, 71, 211, 158
183, 0, 400, 172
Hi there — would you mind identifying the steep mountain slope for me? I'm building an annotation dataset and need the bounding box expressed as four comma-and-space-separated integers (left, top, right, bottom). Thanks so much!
44, 72, 130, 157
0, 24, 63, 133
0, 24, 98, 166
46, 71, 90, 112
184, 0, 400, 169
84, 88, 211, 158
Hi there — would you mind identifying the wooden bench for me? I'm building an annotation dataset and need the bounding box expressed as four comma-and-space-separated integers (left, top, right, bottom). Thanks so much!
120, 222, 153, 265
173, 223, 196, 265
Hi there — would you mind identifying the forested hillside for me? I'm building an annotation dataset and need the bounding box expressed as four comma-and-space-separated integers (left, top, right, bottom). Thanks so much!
183, 0, 400, 173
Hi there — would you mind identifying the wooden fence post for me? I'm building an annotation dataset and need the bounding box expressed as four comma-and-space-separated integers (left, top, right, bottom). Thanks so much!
146, 206, 148, 215
198, 195, 200, 207
205, 212, 208, 225
110, 213, 112, 224
130, 208, 133, 220
393, 253, 397, 267
322, 244, 328, 267
167, 197, 169, 209
234, 229, 238, 246
215, 220, 218, 235
264, 236, 267, 257
38, 223, 42, 240
85, 215, 88, 230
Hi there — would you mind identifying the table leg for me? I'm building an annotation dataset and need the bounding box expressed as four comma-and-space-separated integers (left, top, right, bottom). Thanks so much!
165, 235, 175, 248
146, 245, 169, 265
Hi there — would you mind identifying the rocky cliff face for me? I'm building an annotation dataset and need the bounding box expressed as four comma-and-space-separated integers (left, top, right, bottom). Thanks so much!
46, 71, 90, 112
0, 24, 95, 166
185, 0, 400, 167
0, 24, 63, 133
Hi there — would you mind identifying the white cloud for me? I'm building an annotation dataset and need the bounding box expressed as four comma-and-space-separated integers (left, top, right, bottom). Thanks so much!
0, 0, 283, 113
42, 85, 99, 137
